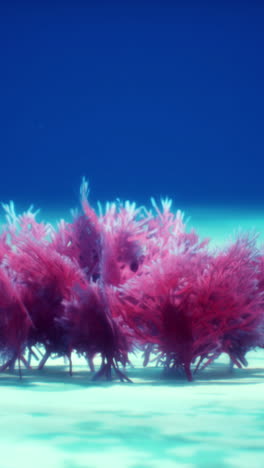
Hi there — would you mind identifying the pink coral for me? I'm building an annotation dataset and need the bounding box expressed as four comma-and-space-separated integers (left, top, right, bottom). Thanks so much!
0, 182, 263, 381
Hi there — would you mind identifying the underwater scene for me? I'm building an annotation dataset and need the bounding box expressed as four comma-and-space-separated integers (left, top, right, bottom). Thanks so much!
1, 2, 264, 468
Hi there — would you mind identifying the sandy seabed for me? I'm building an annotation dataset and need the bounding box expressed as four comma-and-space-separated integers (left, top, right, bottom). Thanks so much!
1, 206, 264, 468
0, 350, 264, 468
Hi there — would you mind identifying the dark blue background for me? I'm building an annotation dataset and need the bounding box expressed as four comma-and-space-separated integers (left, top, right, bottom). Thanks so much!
1, 1, 264, 212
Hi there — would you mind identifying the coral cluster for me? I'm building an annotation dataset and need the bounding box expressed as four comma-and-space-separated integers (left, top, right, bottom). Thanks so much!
0, 180, 263, 381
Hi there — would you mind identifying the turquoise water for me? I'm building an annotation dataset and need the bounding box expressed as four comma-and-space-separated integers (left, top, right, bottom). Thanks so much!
186, 205, 264, 248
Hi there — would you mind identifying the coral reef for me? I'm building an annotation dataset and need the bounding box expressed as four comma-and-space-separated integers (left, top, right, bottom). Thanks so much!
0, 181, 263, 381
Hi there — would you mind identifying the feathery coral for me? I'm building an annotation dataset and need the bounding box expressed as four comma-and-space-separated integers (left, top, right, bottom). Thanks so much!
0, 181, 263, 381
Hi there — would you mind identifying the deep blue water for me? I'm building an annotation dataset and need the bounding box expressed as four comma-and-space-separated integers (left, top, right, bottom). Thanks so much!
1, 1, 264, 213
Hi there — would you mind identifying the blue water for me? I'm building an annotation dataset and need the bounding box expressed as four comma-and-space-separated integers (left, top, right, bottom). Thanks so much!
1, 2, 264, 211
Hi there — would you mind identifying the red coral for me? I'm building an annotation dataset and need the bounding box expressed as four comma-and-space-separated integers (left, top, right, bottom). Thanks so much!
0, 184, 263, 382
5, 237, 85, 371
0, 266, 31, 373
60, 282, 132, 381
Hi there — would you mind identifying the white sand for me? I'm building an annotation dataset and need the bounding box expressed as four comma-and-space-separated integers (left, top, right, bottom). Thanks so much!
0, 350, 264, 468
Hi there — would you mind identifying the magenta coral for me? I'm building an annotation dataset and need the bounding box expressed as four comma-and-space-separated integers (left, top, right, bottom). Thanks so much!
0, 181, 263, 381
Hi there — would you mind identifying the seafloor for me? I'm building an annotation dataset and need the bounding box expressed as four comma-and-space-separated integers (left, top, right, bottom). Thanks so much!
1, 205, 264, 468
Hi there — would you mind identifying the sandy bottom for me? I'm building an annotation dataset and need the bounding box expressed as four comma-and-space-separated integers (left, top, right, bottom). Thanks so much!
1, 206, 264, 467
0, 351, 264, 468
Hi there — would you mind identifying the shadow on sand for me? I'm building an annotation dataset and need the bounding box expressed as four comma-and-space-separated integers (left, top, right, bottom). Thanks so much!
0, 359, 263, 389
